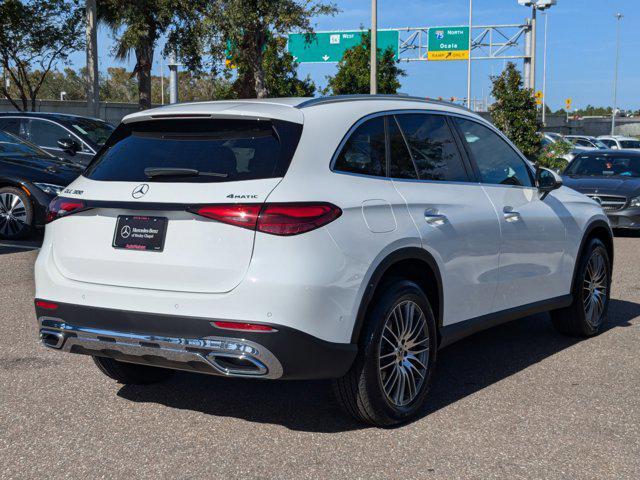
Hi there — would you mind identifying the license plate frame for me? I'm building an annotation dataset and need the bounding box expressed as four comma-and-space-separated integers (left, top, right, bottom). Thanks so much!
112, 215, 168, 252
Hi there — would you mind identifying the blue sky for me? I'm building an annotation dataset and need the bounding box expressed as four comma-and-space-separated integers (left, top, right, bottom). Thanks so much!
68, 0, 638, 110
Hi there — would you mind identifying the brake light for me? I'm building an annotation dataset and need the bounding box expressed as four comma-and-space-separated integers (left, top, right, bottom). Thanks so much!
189, 203, 341, 236
46, 197, 86, 223
212, 321, 276, 332
191, 204, 261, 230
35, 300, 58, 310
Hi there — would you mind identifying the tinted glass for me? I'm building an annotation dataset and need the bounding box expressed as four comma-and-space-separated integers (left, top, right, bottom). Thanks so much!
454, 118, 533, 187
395, 114, 468, 182
388, 118, 417, 179
85, 119, 302, 183
334, 117, 386, 177
599, 139, 616, 148
621, 140, 640, 149
29, 119, 73, 148
0, 130, 48, 157
67, 117, 114, 146
565, 154, 640, 177
0, 118, 21, 135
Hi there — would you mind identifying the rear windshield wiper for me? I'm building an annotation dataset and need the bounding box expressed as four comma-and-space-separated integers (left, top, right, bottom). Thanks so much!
144, 167, 228, 178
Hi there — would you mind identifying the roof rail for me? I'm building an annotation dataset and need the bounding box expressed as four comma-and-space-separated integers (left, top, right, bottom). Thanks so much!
296, 94, 475, 113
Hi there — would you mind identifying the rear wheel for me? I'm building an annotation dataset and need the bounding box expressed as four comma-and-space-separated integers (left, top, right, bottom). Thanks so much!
333, 280, 437, 427
0, 186, 33, 240
93, 356, 173, 385
551, 238, 611, 336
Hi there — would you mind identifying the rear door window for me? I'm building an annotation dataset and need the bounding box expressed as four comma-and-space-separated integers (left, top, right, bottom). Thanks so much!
85, 119, 302, 183
333, 116, 386, 177
0, 117, 22, 136
395, 113, 470, 182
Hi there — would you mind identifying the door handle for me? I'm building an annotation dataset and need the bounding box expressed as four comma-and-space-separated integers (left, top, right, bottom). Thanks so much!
503, 206, 521, 223
424, 208, 448, 226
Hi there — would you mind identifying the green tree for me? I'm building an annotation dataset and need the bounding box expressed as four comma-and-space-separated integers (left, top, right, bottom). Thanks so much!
0, 0, 84, 111
184, 0, 335, 98
489, 62, 541, 160
323, 31, 405, 95
39, 67, 87, 100
98, 1, 197, 110
99, 67, 138, 103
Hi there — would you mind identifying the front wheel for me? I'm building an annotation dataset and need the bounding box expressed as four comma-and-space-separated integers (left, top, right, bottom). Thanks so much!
551, 238, 611, 336
0, 186, 33, 240
333, 280, 437, 427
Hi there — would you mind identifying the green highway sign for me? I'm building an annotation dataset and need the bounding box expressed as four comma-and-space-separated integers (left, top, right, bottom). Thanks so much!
427, 26, 469, 61
288, 30, 399, 63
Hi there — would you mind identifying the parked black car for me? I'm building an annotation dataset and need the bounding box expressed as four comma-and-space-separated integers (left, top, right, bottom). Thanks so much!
563, 150, 640, 230
0, 130, 83, 239
0, 112, 114, 165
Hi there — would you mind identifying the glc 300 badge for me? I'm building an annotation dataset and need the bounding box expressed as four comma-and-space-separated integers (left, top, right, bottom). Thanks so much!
132, 184, 149, 199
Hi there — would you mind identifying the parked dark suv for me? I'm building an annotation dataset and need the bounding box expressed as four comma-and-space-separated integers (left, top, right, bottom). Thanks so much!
0, 112, 114, 166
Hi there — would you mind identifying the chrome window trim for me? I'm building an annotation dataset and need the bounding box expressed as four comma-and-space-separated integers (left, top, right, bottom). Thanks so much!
2, 115, 96, 154
330, 108, 513, 185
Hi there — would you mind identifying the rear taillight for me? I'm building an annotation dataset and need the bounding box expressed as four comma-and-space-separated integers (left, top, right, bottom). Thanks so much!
35, 299, 58, 310
189, 203, 341, 236
45, 197, 86, 223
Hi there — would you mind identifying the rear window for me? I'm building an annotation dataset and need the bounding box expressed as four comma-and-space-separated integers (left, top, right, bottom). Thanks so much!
84, 119, 302, 182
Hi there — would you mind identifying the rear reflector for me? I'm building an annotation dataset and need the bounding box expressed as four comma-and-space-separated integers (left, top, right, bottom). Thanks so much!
212, 321, 276, 332
46, 197, 87, 223
189, 203, 341, 236
35, 300, 58, 310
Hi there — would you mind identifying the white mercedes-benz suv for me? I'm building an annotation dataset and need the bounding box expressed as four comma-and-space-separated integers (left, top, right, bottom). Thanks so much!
35, 96, 613, 426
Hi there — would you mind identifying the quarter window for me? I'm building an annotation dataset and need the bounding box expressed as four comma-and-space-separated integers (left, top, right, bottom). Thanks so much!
453, 118, 533, 187
334, 117, 386, 177
395, 114, 469, 182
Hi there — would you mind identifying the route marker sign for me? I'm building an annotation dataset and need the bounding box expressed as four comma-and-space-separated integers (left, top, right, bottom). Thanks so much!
427, 26, 470, 61
288, 30, 399, 63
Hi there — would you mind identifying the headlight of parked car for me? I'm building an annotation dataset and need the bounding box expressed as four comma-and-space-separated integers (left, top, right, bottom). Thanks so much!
34, 183, 65, 196
629, 196, 640, 208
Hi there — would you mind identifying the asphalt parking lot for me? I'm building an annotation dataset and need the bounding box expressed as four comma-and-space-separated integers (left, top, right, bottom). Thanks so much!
1, 237, 639, 479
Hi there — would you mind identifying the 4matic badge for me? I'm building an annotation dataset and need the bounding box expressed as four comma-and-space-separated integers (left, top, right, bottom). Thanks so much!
227, 194, 258, 199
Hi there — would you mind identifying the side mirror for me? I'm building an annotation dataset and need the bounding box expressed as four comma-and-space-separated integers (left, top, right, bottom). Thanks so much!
57, 138, 79, 153
537, 167, 563, 199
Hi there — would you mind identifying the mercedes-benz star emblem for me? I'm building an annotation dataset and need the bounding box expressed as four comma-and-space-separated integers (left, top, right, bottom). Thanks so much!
132, 183, 149, 199
120, 225, 131, 238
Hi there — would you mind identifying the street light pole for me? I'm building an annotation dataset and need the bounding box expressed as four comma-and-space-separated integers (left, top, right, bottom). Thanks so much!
541, 11, 548, 125
611, 13, 623, 135
370, 0, 377, 95
530, 5, 537, 90
466, 0, 473, 109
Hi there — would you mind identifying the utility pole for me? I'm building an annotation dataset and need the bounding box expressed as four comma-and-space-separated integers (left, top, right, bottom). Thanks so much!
523, 19, 532, 90
85, 0, 100, 118
466, 0, 473, 108
168, 52, 179, 104
530, 5, 537, 90
370, 0, 377, 95
541, 11, 548, 125
611, 13, 623, 135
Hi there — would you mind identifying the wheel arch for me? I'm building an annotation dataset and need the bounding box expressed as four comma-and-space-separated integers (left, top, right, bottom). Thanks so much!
350, 247, 444, 344
570, 219, 614, 293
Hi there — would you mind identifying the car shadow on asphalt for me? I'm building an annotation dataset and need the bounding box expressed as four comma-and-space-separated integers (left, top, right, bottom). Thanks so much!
117, 298, 639, 432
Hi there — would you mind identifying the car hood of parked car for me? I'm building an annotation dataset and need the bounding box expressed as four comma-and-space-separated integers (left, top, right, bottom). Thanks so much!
0, 154, 84, 186
562, 175, 640, 198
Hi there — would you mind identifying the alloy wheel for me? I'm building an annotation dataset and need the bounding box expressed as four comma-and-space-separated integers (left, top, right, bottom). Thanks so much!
378, 300, 430, 407
0, 192, 28, 238
582, 250, 608, 328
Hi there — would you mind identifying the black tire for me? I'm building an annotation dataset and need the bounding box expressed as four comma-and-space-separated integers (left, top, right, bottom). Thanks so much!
333, 280, 437, 427
0, 186, 33, 240
93, 356, 173, 385
551, 238, 611, 337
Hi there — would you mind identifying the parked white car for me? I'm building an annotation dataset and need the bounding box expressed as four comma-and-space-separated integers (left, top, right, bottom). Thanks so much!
597, 135, 640, 150
35, 96, 613, 426
564, 135, 609, 150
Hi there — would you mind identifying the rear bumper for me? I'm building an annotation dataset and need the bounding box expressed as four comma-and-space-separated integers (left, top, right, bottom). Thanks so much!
606, 208, 640, 230
35, 301, 357, 380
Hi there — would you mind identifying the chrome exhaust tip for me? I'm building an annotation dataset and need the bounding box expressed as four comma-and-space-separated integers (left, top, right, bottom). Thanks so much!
40, 329, 65, 349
